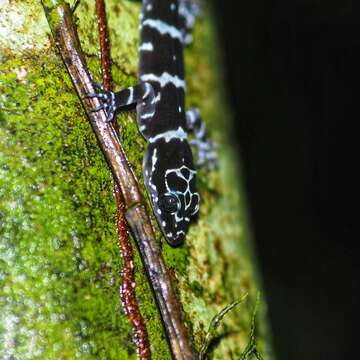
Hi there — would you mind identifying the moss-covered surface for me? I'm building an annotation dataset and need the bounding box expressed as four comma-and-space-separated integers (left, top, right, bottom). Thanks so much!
0, 1, 274, 359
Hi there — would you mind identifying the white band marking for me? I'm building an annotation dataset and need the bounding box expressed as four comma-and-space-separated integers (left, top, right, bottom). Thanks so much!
143, 83, 151, 99
142, 18, 183, 41
151, 92, 161, 104
149, 126, 187, 143
141, 111, 155, 120
127, 87, 134, 105
140, 72, 185, 89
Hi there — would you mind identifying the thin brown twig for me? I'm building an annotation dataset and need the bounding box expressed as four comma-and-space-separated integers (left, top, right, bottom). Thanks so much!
41, 2, 195, 359
95, 0, 151, 358
95, 0, 112, 90
115, 187, 152, 359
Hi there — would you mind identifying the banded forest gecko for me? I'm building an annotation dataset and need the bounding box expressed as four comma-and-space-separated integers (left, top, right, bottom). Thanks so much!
90, 0, 216, 246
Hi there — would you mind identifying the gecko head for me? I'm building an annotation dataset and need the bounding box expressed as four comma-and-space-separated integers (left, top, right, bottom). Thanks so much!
143, 140, 200, 246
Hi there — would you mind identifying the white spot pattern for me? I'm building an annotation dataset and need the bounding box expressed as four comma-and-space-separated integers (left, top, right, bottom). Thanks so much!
139, 42, 154, 52
151, 148, 158, 172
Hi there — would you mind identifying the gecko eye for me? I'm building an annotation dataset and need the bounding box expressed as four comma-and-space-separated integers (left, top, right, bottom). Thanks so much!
158, 193, 180, 214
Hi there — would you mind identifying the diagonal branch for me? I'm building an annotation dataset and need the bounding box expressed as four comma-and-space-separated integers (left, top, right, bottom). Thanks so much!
41, 1, 195, 359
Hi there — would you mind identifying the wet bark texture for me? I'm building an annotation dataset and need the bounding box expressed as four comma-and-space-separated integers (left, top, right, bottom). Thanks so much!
0, 1, 274, 359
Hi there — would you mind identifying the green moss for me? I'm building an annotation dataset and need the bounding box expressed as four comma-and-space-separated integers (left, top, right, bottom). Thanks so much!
0, 1, 274, 359
76, 0, 141, 76
0, 47, 168, 360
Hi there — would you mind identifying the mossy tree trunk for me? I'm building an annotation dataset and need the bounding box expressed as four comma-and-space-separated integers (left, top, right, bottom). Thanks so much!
0, 1, 274, 359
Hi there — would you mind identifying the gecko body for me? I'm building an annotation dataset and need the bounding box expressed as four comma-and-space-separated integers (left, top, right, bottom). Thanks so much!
91, 0, 216, 246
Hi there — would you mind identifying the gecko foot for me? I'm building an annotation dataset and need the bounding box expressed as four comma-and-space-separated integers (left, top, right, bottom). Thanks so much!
186, 108, 218, 169
190, 138, 218, 169
85, 84, 117, 122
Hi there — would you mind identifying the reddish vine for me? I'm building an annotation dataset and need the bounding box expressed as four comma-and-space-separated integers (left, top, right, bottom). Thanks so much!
95, 1, 151, 358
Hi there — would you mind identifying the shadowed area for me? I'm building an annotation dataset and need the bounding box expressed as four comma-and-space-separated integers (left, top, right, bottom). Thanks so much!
213, 0, 360, 359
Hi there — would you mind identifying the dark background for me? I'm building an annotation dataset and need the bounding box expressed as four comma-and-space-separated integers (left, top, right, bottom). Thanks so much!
213, 1, 359, 359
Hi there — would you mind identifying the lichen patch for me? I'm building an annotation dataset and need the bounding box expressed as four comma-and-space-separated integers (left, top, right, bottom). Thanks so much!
0, 2, 50, 53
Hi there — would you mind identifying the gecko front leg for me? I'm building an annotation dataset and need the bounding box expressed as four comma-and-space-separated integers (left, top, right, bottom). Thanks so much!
186, 108, 218, 169
87, 82, 155, 133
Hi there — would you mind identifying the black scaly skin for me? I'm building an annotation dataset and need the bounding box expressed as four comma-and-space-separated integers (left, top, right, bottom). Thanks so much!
91, 0, 216, 246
